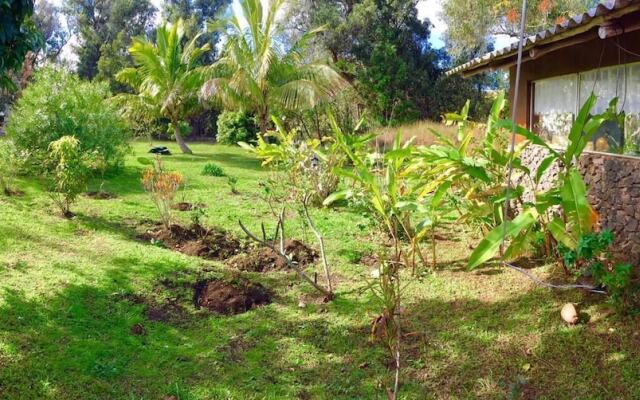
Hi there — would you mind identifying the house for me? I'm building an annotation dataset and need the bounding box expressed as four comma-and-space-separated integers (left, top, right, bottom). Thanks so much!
448, 0, 640, 263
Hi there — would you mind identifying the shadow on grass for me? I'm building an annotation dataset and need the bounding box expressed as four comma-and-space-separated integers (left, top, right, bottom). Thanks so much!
1, 261, 639, 399
0, 267, 392, 399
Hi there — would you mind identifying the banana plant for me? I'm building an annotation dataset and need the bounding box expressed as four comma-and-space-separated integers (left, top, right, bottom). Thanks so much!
468, 93, 605, 269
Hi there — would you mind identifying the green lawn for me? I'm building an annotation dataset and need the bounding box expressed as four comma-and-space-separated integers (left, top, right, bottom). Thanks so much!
0, 141, 639, 399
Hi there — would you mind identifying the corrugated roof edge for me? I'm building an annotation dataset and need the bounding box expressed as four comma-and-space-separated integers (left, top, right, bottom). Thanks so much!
446, 0, 639, 76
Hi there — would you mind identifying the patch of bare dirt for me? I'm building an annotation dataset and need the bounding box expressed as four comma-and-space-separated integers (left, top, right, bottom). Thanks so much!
85, 190, 117, 199
144, 299, 189, 323
226, 240, 318, 272
171, 202, 207, 211
360, 254, 379, 267
141, 224, 241, 260
193, 278, 271, 315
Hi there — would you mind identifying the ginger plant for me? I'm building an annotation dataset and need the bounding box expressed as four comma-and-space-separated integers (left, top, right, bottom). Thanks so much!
324, 115, 423, 399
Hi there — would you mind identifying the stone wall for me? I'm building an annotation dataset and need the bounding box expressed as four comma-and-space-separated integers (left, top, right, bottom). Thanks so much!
518, 146, 640, 264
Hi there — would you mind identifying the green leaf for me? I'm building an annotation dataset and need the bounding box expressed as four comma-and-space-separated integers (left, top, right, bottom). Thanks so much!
322, 189, 353, 206
547, 217, 577, 248
468, 208, 538, 269
496, 119, 561, 158
431, 181, 451, 208
565, 93, 597, 163
535, 155, 556, 184
560, 169, 592, 237
485, 91, 506, 148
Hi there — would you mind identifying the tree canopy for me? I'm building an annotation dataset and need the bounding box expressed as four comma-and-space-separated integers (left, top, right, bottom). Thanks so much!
442, 0, 596, 56
202, 0, 346, 135
285, 0, 491, 125
64, 0, 156, 89
116, 19, 210, 154
0, 0, 42, 90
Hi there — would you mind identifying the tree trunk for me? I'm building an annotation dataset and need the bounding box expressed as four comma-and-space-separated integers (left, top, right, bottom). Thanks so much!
172, 121, 193, 154
259, 113, 269, 139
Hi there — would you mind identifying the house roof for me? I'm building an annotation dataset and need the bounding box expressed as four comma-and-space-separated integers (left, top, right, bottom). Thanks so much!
446, 0, 640, 77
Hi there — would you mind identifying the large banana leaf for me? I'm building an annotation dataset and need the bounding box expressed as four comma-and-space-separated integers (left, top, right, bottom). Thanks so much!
468, 208, 538, 269
560, 169, 593, 237
564, 93, 598, 164
547, 217, 577, 248
496, 120, 561, 159
484, 91, 506, 149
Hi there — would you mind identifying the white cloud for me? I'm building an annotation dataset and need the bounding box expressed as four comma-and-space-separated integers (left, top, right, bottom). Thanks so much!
417, 0, 446, 48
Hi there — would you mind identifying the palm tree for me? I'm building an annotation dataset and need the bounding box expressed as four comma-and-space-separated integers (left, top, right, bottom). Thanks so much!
116, 19, 209, 154
201, 0, 346, 136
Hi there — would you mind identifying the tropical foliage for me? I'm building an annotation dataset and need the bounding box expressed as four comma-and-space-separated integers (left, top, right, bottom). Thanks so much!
116, 19, 209, 154
216, 110, 258, 145
201, 0, 346, 135
0, 0, 41, 89
6, 68, 129, 172
468, 93, 604, 269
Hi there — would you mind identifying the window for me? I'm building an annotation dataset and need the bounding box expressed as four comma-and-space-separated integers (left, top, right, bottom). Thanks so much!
532, 62, 640, 155
533, 74, 578, 148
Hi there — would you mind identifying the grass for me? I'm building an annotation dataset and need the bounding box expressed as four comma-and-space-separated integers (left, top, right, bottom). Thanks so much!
372, 120, 486, 151
0, 141, 639, 399
372, 120, 457, 149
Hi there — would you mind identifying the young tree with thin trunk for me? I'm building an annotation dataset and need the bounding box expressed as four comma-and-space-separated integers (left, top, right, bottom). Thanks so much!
116, 19, 208, 154
200, 0, 346, 137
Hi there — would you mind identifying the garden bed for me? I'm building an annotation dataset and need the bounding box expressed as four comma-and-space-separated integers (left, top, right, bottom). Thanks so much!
226, 240, 318, 272
140, 224, 242, 260
193, 278, 271, 315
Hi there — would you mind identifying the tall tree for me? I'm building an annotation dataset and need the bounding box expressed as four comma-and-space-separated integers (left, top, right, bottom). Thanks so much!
163, 0, 232, 64
33, 0, 70, 62
116, 19, 209, 154
202, 0, 346, 135
442, 0, 596, 56
288, 0, 443, 124
0, 0, 41, 90
64, 0, 156, 88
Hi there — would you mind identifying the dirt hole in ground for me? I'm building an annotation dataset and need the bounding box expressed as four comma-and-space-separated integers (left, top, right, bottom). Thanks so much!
171, 202, 207, 211
193, 278, 271, 315
226, 240, 318, 272
141, 224, 241, 260
85, 191, 117, 199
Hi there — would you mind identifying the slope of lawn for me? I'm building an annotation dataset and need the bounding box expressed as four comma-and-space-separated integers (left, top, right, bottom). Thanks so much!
0, 141, 639, 399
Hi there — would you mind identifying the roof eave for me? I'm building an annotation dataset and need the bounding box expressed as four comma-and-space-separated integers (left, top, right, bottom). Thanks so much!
446, 0, 640, 77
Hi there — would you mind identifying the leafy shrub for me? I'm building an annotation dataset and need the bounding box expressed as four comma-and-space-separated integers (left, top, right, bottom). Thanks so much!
246, 117, 344, 205
142, 157, 184, 229
559, 230, 636, 311
216, 111, 258, 145
46, 136, 93, 217
6, 67, 130, 172
202, 162, 225, 177
0, 139, 21, 195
